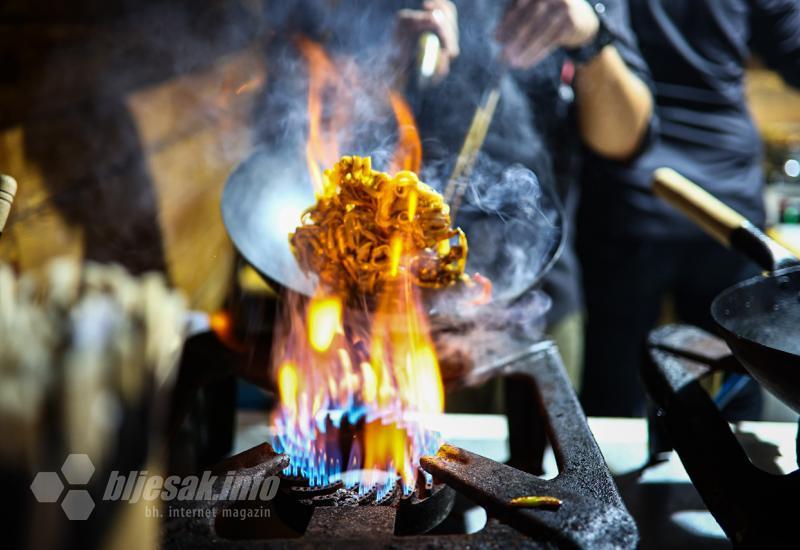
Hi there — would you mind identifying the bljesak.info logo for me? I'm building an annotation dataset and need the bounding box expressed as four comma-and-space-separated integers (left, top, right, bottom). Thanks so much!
30, 454, 280, 520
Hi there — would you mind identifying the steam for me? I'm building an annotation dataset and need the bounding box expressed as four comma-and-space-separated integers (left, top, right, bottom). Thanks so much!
456, 159, 560, 300
253, 1, 563, 378
255, 17, 404, 166
424, 155, 560, 383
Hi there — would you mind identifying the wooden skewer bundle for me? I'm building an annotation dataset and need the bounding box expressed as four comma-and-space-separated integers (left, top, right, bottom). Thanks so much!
442, 66, 506, 218
443, 86, 501, 215
0, 258, 185, 470
0, 174, 17, 237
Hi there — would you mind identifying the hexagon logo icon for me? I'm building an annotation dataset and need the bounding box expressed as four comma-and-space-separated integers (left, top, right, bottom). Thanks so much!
61, 490, 95, 521
31, 454, 97, 520
61, 454, 95, 485
30, 472, 64, 503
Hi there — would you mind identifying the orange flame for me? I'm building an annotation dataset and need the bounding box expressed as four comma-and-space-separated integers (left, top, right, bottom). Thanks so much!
235, 74, 265, 96
297, 37, 422, 194
307, 295, 343, 353
274, 265, 444, 493
272, 38, 442, 497
388, 91, 422, 174
209, 310, 246, 352
296, 37, 353, 194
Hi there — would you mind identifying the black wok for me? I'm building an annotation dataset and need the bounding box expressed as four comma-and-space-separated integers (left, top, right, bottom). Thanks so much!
653, 168, 800, 411
221, 148, 564, 309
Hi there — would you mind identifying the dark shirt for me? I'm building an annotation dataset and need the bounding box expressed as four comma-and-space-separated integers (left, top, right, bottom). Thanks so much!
416, 0, 652, 184
416, 0, 653, 325
580, 0, 800, 241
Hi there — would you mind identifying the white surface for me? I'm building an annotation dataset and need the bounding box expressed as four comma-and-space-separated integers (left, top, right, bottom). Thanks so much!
774, 223, 800, 249
584, 417, 798, 477
234, 413, 797, 542
233, 411, 510, 462
235, 412, 797, 476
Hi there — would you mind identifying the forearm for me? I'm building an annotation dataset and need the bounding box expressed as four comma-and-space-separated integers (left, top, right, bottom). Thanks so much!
574, 46, 653, 160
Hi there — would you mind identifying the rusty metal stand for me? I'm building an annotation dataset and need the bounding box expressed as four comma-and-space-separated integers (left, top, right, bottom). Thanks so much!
424, 341, 638, 548
643, 324, 800, 548
505, 371, 547, 475
164, 341, 637, 548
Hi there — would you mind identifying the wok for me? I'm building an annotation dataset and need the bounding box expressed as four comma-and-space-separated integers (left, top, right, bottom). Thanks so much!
221, 148, 564, 308
653, 168, 800, 411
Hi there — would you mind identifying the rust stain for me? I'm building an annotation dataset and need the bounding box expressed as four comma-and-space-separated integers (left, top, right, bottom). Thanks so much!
509, 495, 563, 509
436, 443, 469, 464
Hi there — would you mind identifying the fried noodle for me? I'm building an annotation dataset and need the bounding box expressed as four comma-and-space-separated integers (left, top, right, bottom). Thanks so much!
290, 156, 468, 294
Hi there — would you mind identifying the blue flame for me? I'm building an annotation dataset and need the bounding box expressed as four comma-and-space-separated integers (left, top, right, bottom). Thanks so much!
271, 410, 441, 501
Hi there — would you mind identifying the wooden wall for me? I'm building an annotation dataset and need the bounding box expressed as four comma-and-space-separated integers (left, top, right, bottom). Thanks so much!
0, 47, 265, 312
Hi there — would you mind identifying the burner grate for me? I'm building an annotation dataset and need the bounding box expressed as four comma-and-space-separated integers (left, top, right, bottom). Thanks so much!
164, 341, 638, 548
644, 324, 800, 547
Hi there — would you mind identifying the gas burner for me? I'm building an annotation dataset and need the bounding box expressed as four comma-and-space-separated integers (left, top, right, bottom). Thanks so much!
271, 410, 441, 502
279, 467, 443, 507
273, 466, 456, 536
164, 341, 638, 548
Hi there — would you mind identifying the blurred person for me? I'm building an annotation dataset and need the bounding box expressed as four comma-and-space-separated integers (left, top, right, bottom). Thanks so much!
404, 0, 655, 393
23, 99, 169, 276
578, 0, 800, 418
257, 0, 654, 395
2, 1, 259, 278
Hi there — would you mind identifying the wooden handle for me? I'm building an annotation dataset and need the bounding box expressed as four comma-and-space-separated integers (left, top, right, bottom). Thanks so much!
652, 167, 745, 247
0, 174, 17, 234
416, 32, 440, 89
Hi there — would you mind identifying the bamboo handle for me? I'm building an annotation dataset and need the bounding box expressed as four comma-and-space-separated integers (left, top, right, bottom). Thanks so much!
0, 174, 18, 235
652, 167, 745, 247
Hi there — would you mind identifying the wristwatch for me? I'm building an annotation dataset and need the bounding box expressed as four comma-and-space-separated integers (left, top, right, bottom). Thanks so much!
565, 2, 618, 64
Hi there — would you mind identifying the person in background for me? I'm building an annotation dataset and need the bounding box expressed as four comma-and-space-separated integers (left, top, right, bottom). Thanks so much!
404, 0, 656, 394
258, 0, 654, 398
578, 0, 800, 418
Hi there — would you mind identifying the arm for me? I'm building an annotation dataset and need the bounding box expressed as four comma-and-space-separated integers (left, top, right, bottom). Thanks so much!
749, 0, 800, 88
497, 0, 653, 160
574, 45, 653, 160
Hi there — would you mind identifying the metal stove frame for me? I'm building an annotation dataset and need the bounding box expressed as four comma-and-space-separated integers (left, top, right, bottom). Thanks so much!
644, 324, 800, 547
164, 340, 637, 548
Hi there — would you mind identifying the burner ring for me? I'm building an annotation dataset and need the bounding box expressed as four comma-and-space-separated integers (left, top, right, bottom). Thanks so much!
274, 468, 455, 535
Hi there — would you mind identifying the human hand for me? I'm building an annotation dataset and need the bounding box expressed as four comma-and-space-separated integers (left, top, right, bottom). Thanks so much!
394, 0, 459, 83
496, 0, 599, 69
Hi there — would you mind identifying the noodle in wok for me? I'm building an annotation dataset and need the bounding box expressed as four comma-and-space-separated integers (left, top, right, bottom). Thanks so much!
290, 156, 467, 294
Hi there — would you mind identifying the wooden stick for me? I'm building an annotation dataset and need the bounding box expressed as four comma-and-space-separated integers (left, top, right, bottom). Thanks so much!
443, 67, 506, 217
652, 167, 745, 246
0, 174, 17, 237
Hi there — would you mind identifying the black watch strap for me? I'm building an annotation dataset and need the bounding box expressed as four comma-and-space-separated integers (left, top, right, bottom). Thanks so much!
564, 2, 617, 64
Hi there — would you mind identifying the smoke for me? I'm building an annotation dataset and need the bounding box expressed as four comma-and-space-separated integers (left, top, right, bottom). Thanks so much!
456, 159, 560, 300
255, 2, 412, 167
251, 1, 564, 379
423, 155, 560, 383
